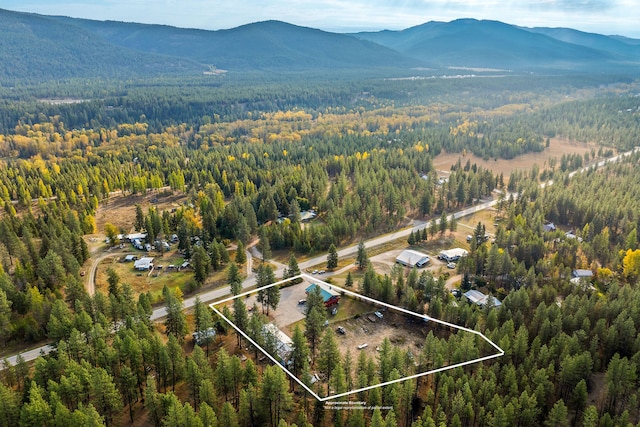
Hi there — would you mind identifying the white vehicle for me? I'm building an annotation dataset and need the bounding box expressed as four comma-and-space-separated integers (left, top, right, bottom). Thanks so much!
357, 343, 368, 349
447, 262, 456, 269
374, 311, 383, 319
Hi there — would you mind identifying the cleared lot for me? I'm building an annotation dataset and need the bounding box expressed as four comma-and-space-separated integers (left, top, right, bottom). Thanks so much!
333, 305, 445, 360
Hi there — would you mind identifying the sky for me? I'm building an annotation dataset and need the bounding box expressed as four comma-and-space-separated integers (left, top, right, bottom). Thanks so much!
1, 0, 638, 38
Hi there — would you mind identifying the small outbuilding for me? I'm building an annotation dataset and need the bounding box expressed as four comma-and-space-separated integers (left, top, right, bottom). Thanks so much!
300, 210, 317, 222
396, 249, 430, 268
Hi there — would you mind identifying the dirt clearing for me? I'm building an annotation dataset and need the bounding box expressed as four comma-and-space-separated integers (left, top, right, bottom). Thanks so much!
433, 137, 597, 178
95, 189, 187, 233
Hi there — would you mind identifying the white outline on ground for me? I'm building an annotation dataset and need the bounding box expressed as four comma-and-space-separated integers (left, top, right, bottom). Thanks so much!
210, 273, 504, 401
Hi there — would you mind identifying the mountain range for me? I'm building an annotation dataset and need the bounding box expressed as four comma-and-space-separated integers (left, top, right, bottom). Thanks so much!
1, 8, 639, 82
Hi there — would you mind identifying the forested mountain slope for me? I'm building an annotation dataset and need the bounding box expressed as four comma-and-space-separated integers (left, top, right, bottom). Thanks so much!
2, 8, 640, 83
47, 17, 421, 71
523, 26, 640, 59
352, 18, 640, 71
0, 9, 204, 82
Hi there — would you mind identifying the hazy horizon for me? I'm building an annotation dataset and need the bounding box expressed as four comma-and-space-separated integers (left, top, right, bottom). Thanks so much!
1, 0, 639, 38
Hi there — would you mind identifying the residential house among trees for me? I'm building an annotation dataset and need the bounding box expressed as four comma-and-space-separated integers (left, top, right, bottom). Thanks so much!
263, 323, 293, 364
438, 248, 468, 262
463, 289, 502, 308
134, 257, 154, 271
305, 283, 340, 307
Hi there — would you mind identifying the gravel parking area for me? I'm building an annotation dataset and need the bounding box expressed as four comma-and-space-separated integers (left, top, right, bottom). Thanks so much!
245, 278, 318, 329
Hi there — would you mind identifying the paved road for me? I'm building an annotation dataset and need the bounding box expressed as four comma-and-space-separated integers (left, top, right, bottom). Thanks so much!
6, 147, 638, 366
4, 344, 56, 367
150, 198, 499, 321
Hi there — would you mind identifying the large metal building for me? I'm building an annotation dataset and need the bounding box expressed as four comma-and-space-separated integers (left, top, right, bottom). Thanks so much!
395, 249, 430, 268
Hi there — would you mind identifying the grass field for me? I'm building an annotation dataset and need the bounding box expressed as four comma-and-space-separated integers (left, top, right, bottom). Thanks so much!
95, 254, 192, 300
433, 137, 597, 179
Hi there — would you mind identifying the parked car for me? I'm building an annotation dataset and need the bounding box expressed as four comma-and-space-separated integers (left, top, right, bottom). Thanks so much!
298, 299, 306, 305
336, 326, 346, 335
374, 311, 383, 319
447, 262, 456, 269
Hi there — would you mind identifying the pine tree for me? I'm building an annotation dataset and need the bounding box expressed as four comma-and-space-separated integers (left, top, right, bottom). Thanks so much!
106, 268, 120, 298
219, 402, 238, 427
198, 403, 218, 427
345, 271, 354, 288
544, 399, 568, 427
449, 215, 458, 233
290, 325, 310, 385
283, 253, 301, 283
20, 383, 52, 427
194, 296, 215, 355
439, 211, 448, 235
192, 246, 211, 288
257, 227, 272, 263
227, 262, 243, 296
261, 365, 293, 427
408, 230, 416, 245
135, 204, 145, 231
235, 241, 246, 264
164, 286, 187, 342
356, 241, 368, 271
327, 244, 339, 270
232, 297, 249, 346
317, 328, 340, 396
90, 367, 122, 425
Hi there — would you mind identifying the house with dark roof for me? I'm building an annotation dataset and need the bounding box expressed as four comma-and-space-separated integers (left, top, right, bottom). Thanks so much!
305, 283, 340, 307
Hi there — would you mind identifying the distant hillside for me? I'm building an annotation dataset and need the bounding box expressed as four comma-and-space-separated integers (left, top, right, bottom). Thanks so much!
48, 17, 421, 71
2, 8, 639, 83
353, 18, 640, 71
0, 8, 203, 82
522, 26, 640, 58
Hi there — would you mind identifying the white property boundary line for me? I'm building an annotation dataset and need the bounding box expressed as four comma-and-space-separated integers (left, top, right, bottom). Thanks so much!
210, 273, 504, 401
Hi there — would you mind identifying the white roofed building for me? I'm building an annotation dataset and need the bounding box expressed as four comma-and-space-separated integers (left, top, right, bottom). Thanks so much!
126, 233, 147, 242
134, 257, 154, 271
263, 323, 293, 364
438, 248, 468, 262
396, 249, 430, 268
464, 290, 502, 308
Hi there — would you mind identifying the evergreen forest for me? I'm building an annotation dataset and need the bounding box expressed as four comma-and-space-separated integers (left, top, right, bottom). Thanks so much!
0, 41, 639, 426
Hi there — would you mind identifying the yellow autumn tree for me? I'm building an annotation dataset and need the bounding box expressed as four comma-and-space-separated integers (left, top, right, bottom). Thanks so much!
622, 249, 640, 284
